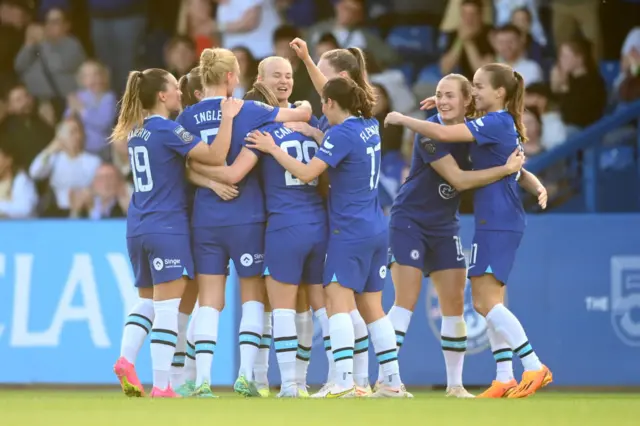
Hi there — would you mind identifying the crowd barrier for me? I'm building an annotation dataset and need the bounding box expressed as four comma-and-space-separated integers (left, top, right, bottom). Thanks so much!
1, 215, 639, 386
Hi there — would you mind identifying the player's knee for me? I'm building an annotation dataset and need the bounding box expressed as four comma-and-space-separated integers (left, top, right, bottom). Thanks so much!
473, 298, 491, 317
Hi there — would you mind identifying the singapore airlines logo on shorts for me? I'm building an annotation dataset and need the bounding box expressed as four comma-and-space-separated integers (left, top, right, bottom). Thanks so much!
153, 258, 164, 271
240, 253, 254, 267
410, 250, 420, 260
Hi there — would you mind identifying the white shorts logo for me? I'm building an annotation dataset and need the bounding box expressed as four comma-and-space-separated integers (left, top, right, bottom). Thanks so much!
379, 265, 387, 279
240, 253, 254, 267
153, 258, 164, 271
410, 249, 420, 260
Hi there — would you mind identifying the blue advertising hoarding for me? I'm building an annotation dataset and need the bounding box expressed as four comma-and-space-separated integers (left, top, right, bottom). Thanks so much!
1, 215, 639, 386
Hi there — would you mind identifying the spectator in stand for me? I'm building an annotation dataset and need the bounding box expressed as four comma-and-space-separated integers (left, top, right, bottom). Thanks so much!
165, 36, 198, 79
494, 0, 546, 48
0, 0, 31, 90
306, 0, 398, 68
272, 24, 319, 109
525, 82, 567, 150
29, 114, 101, 217
314, 32, 339, 61
99, 136, 132, 195
551, 0, 602, 60
551, 39, 607, 133
215, 0, 281, 60
510, 7, 545, 63
69, 163, 128, 219
439, 0, 492, 34
367, 50, 418, 115
614, 26, 640, 103
522, 109, 545, 158
64, 60, 116, 155
89, 0, 147, 95
176, 0, 218, 57
0, 143, 38, 218
14, 8, 86, 117
231, 46, 258, 98
0, 84, 54, 169
493, 24, 543, 86
439, 0, 494, 80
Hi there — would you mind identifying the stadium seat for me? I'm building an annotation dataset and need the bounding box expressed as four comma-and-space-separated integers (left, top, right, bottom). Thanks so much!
416, 63, 442, 84
392, 62, 416, 85
386, 25, 437, 58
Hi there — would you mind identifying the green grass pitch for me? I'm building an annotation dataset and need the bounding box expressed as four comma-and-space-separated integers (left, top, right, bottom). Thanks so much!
1, 390, 639, 426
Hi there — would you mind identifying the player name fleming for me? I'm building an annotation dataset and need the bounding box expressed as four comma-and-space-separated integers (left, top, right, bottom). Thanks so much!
193, 109, 223, 124
359, 125, 379, 143
128, 128, 151, 141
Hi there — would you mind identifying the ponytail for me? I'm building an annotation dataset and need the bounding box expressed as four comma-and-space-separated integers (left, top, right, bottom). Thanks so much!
480, 63, 528, 142
110, 68, 171, 142
322, 47, 376, 107
322, 77, 374, 118
179, 67, 203, 108
509, 71, 528, 143
244, 81, 279, 107
110, 71, 145, 142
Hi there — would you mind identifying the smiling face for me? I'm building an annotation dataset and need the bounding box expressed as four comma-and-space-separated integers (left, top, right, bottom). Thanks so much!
259, 57, 293, 104
435, 77, 470, 122
472, 69, 504, 113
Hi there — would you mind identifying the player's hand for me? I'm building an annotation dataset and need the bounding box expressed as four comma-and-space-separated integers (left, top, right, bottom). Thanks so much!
245, 130, 276, 153
221, 98, 244, 119
536, 185, 548, 210
384, 111, 405, 127
294, 100, 312, 112
289, 38, 311, 62
505, 148, 525, 174
284, 121, 315, 136
419, 96, 436, 111
210, 181, 239, 201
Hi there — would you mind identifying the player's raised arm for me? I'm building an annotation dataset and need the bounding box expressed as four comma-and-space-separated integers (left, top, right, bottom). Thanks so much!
385, 112, 475, 143
246, 130, 327, 183
290, 38, 328, 96
431, 148, 524, 192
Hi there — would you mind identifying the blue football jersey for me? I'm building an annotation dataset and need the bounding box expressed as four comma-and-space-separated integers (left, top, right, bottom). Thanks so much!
177, 97, 280, 228
391, 114, 471, 236
317, 115, 330, 132
465, 111, 525, 232
127, 115, 200, 237
253, 122, 326, 231
314, 116, 385, 240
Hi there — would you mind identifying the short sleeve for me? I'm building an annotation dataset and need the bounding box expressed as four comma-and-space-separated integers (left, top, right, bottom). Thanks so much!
241, 101, 280, 130
465, 115, 503, 146
164, 123, 201, 157
416, 134, 453, 164
314, 128, 351, 168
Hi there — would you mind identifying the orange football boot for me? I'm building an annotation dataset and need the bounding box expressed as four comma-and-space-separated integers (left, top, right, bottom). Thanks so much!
508, 365, 553, 398
476, 379, 518, 398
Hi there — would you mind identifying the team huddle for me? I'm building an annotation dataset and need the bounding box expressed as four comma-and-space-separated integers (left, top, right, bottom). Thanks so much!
111, 36, 553, 399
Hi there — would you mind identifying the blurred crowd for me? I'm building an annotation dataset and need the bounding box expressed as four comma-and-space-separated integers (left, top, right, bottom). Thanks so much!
0, 0, 639, 219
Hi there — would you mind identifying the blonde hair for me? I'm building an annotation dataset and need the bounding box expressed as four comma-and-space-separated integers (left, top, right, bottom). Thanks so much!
257, 56, 291, 79
199, 47, 238, 87
244, 82, 280, 107
110, 68, 170, 142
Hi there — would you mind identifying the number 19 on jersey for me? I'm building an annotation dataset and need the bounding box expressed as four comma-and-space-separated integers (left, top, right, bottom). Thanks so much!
129, 146, 154, 192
